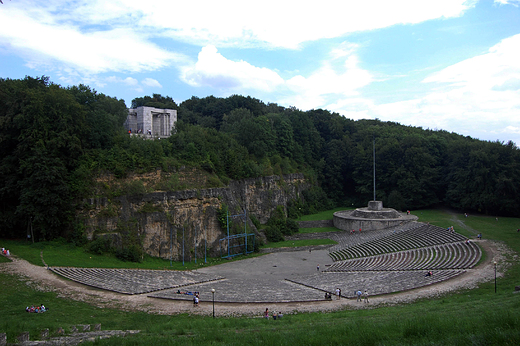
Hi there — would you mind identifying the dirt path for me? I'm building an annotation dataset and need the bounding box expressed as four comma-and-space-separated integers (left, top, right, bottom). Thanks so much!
0, 239, 510, 317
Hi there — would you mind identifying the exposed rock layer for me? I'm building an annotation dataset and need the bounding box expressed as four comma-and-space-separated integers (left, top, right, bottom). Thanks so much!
81, 174, 307, 259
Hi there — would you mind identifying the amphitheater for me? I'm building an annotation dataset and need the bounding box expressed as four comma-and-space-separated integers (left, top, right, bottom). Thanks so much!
48, 221, 483, 304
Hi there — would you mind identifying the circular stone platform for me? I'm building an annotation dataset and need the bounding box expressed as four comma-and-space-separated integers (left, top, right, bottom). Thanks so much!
333, 201, 418, 232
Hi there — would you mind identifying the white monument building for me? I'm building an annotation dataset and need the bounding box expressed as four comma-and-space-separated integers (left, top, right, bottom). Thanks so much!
125, 106, 177, 138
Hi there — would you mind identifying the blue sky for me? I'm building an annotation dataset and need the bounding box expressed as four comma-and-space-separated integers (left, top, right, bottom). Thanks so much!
1, 0, 520, 144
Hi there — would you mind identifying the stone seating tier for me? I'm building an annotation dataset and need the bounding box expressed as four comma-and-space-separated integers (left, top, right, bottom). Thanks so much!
330, 224, 467, 261
326, 242, 481, 272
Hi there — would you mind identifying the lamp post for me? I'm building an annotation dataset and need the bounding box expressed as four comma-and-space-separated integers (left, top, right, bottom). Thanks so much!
494, 261, 497, 293
211, 288, 215, 318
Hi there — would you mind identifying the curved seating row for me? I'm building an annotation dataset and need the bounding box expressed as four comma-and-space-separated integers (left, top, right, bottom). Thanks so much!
326, 241, 481, 272
329, 224, 467, 261
50, 267, 222, 295
327, 222, 419, 253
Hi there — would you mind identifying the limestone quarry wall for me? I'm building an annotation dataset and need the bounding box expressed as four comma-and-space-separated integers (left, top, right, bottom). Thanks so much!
81, 174, 307, 259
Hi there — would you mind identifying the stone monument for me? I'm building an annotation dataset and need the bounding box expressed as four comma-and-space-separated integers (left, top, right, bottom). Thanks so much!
125, 106, 177, 138
333, 200, 418, 232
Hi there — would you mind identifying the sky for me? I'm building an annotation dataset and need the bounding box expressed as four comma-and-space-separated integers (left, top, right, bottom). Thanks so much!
1, 0, 520, 145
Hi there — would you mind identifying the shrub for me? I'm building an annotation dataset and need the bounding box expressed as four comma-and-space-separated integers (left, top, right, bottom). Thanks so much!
115, 245, 143, 262
264, 226, 284, 242
86, 237, 111, 255
67, 222, 88, 246
217, 204, 229, 230
206, 175, 222, 188
138, 201, 164, 214
250, 215, 261, 229
285, 219, 299, 235
124, 180, 147, 195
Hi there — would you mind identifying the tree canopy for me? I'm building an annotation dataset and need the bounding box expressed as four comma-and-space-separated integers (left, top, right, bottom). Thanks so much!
1, 76, 519, 241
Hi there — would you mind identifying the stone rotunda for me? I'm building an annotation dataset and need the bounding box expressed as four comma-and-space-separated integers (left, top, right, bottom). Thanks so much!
333, 201, 418, 232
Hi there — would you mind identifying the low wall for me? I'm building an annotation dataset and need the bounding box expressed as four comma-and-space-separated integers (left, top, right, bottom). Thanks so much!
333, 211, 418, 231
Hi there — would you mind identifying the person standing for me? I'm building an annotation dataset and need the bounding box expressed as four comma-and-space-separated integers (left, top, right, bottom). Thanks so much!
364, 290, 369, 303
317, 264, 320, 272
335, 288, 340, 300
356, 290, 362, 302
264, 308, 269, 319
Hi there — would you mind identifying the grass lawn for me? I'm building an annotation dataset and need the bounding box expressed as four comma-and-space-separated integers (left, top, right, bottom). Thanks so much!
1, 208, 520, 345
0, 239, 265, 270
299, 207, 350, 221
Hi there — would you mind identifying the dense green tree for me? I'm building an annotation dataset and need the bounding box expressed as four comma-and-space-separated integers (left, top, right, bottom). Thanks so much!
0, 76, 87, 239
69, 84, 127, 149
131, 94, 178, 110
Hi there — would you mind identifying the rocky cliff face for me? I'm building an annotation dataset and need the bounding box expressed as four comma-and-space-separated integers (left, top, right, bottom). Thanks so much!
81, 173, 307, 259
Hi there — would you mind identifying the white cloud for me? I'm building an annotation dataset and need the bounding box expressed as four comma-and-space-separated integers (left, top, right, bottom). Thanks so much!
103, 76, 162, 94
503, 126, 520, 134
180, 45, 284, 92
121, 0, 476, 49
179, 44, 373, 111
142, 78, 162, 88
0, 0, 477, 74
0, 2, 184, 75
362, 34, 520, 144
280, 45, 373, 110
0, 0, 478, 99
494, 0, 520, 6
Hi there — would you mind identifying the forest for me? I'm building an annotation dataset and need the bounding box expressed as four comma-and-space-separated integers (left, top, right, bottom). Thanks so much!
1, 76, 519, 241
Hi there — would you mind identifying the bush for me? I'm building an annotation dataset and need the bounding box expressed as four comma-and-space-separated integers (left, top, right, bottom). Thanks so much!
264, 226, 284, 242
67, 222, 88, 246
217, 204, 229, 230
86, 237, 111, 255
115, 245, 143, 262
206, 175, 222, 188
250, 215, 261, 229
285, 219, 299, 235
264, 205, 299, 237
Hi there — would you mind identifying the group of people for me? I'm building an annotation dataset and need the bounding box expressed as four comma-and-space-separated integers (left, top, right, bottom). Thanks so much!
1, 247, 9, 256
356, 290, 369, 303
175, 290, 200, 306
349, 228, 362, 234
128, 129, 153, 135
324, 289, 369, 302
26, 304, 47, 313
263, 308, 283, 320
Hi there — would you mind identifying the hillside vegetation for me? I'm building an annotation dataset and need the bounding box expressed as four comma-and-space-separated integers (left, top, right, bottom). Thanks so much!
1, 76, 519, 242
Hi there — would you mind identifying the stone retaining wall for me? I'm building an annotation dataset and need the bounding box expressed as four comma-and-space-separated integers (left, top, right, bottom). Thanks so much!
81, 174, 308, 259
